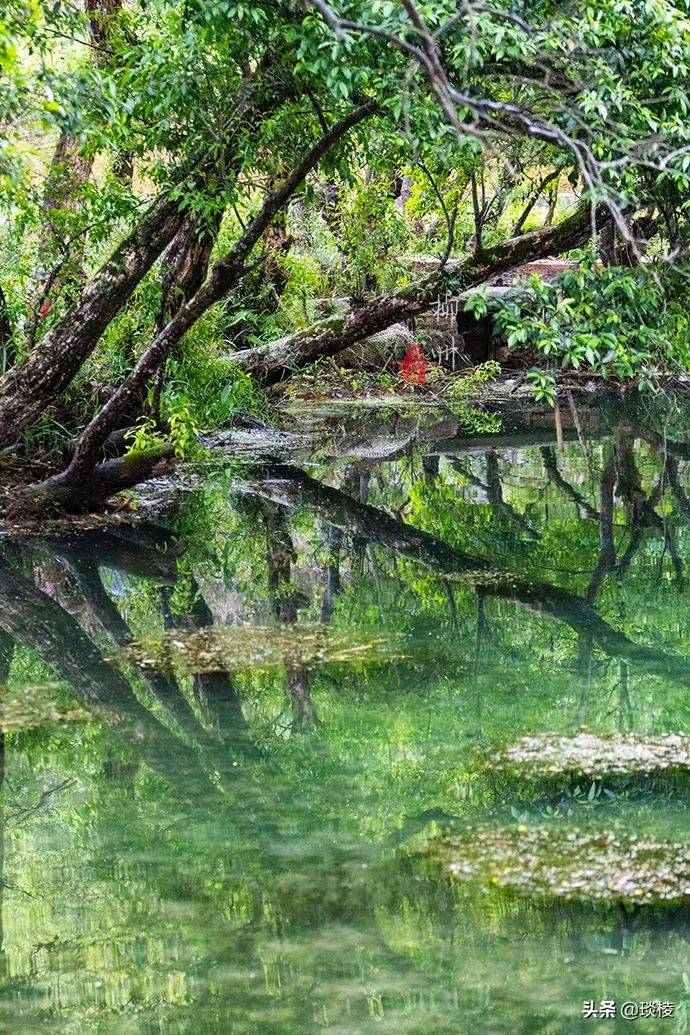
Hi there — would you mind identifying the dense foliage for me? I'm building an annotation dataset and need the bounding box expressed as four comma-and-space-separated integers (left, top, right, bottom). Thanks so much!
1, 0, 690, 509
495, 260, 690, 386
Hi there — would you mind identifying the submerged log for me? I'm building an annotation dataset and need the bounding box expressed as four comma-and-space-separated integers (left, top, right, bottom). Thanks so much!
484, 732, 690, 779
437, 826, 690, 907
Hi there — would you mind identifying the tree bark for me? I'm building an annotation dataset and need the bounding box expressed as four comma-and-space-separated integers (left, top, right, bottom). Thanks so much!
29, 134, 95, 331
156, 209, 224, 336
21, 446, 176, 512
0, 193, 185, 447
0, 285, 14, 375
0, 62, 293, 449
149, 207, 225, 415
232, 202, 611, 384
22, 100, 378, 508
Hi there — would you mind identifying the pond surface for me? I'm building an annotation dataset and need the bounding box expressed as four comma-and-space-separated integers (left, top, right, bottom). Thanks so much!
1, 394, 690, 1032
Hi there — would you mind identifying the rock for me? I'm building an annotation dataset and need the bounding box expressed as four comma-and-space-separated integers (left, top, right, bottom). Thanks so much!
424, 328, 469, 370
334, 322, 415, 371
314, 296, 351, 319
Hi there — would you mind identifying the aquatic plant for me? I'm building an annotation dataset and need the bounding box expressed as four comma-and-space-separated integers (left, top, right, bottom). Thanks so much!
120, 626, 405, 674
484, 732, 690, 779
435, 826, 690, 906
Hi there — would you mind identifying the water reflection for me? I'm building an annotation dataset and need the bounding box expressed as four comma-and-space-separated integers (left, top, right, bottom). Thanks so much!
0, 398, 689, 1031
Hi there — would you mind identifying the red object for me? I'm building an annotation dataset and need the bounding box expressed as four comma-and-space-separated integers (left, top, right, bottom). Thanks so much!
38, 299, 52, 319
401, 343, 427, 385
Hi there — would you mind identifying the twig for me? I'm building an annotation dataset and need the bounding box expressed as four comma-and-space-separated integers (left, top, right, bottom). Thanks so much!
418, 162, 457, 267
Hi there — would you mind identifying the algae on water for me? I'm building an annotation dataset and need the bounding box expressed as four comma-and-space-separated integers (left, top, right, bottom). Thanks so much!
120, 625, 404, 674
484, 732, 690, 779
435, 826, 690, 906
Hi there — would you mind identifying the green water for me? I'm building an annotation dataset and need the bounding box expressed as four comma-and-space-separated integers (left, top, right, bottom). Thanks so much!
1, 397, 690, 1032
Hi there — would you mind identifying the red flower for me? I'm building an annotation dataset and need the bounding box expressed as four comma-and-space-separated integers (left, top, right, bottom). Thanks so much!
401, 343, 427, 385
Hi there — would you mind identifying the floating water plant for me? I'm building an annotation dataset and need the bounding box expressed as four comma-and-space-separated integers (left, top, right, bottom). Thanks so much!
436, 826, 690, 906
120, 625, 405, 674
0, 683, 88, 731
484, 732, 690, 779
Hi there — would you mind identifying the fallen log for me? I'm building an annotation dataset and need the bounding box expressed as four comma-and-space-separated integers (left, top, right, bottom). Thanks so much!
232, 203, 610, 383
18, 446, 176, 513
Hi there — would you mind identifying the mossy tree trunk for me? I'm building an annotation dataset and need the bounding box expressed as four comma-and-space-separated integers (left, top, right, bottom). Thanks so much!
0, 61, 293, 450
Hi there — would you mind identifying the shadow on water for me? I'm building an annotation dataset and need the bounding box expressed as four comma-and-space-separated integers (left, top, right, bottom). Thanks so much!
0, 395, 690, 1030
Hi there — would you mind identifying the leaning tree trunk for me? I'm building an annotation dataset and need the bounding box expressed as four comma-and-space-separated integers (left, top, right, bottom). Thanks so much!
231, 203, 611, 383
0, 191, 184, 448
148, 207, 225, 417
28, 134, 96, 340
156, 209, 225, 336
0, 61, 294, 451
13, 446, 177, 513
18, 101, 378, 511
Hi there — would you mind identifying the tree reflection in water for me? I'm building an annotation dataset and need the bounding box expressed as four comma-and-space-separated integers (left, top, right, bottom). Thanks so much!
0, 400, 689, 1032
